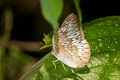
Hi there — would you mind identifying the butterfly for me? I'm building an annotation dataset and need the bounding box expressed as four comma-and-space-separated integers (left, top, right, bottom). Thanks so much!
52, 13, 90, 68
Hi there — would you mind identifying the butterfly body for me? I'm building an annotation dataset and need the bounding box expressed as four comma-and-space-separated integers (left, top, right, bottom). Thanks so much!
52, 13, 90, 68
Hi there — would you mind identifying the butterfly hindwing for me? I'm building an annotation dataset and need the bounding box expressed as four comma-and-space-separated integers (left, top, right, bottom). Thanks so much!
53, 13, 90, 68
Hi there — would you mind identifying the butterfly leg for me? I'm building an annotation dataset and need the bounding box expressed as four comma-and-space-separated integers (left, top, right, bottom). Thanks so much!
61, 62, 68, 72
52, 60, 59, 70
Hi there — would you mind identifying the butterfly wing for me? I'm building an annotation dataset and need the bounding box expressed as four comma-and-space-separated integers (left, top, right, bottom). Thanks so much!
53, 13, 90, 68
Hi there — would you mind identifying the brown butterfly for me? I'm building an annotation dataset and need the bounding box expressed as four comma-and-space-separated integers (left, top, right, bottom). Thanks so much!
52, 13, 90, 68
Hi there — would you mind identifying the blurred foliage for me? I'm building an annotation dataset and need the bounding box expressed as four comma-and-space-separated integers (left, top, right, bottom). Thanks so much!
0, 48, 4, 80
6, 46, 32, 77
0, 46, 33, 80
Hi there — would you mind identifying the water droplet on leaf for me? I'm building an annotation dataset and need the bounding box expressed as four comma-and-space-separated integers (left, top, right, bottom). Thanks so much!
115, 24, 119, 27
113, 48, 115, 51
107, 46, 110, 48
99, 43, 103, 47
115, 41, 118, 44
98, 38, 102, 41
106, 54, 109, 57
106, 20, 112, 25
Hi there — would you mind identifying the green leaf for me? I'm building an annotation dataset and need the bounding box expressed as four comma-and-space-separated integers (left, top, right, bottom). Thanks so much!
40, 0, 63, 30
74, 0, 82, 24
80, 16, 120, 80
19, 16, 120, 80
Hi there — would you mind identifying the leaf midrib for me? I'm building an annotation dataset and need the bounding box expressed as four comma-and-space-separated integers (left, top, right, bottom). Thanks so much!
101, 53, 119, 80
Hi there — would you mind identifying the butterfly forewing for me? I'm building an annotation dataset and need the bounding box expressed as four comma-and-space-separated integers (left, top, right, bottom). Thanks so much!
53, 13, 90, 68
